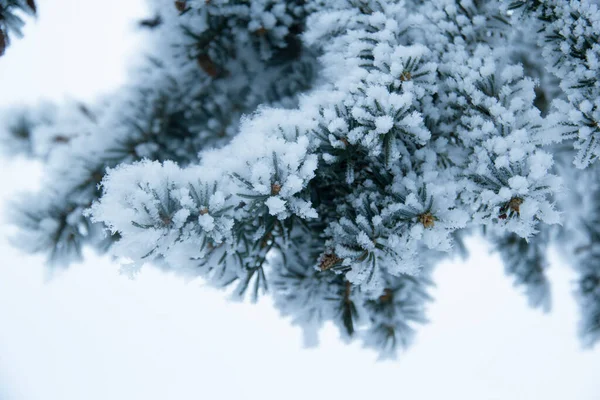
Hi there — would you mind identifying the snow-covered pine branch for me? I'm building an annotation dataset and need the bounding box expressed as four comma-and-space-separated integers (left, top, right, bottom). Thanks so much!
507, 0, 600, 167
5, 0, 316, 266
3, 0, 600, 357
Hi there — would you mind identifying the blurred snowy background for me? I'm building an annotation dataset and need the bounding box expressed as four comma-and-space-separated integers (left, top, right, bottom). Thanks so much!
0, 1, 598, 399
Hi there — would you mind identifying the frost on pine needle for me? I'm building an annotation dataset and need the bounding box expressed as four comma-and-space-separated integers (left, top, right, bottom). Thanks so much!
3, 0, 600, 356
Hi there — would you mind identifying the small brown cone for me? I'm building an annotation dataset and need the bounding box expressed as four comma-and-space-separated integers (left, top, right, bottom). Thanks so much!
508, 197, 523, 216
174, 1, 186, 12
419, 212, 435, 228
254, 27, 267, 36
197, 54, 219, 77
379, 288, 393, 303
270, 183, 281, 196
319, 253, 341, 271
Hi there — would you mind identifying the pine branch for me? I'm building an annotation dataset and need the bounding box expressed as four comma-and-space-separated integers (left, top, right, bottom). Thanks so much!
0, 0, 36, 57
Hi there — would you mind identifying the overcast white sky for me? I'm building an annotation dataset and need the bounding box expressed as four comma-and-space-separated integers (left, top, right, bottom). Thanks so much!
0, 1, 598, 399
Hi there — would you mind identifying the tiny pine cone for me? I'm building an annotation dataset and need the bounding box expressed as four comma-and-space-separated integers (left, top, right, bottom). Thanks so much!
197, 54, 219, 77
175, 1, 187, 12
419, 212, 435, 228
254, 27, 268, 35
508, 197, 523, 215
271, 183, 281, 195
319, 253, 341, 271
379, 288, 393, 303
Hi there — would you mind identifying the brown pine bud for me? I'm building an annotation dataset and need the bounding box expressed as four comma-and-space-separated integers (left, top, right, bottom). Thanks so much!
254, 27, 268, 36
271, 183, 281, 196
199, 208, 209, 215
419, 212, 435, 228
319, 253, 341, 271
400, 71, 412, 81
160, 214, 172, 226
508, 197, 523, 216
260, 232, 273, 249
197, 54, 219, 77
175, 1, 186, 12
379, 288, 393, 303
